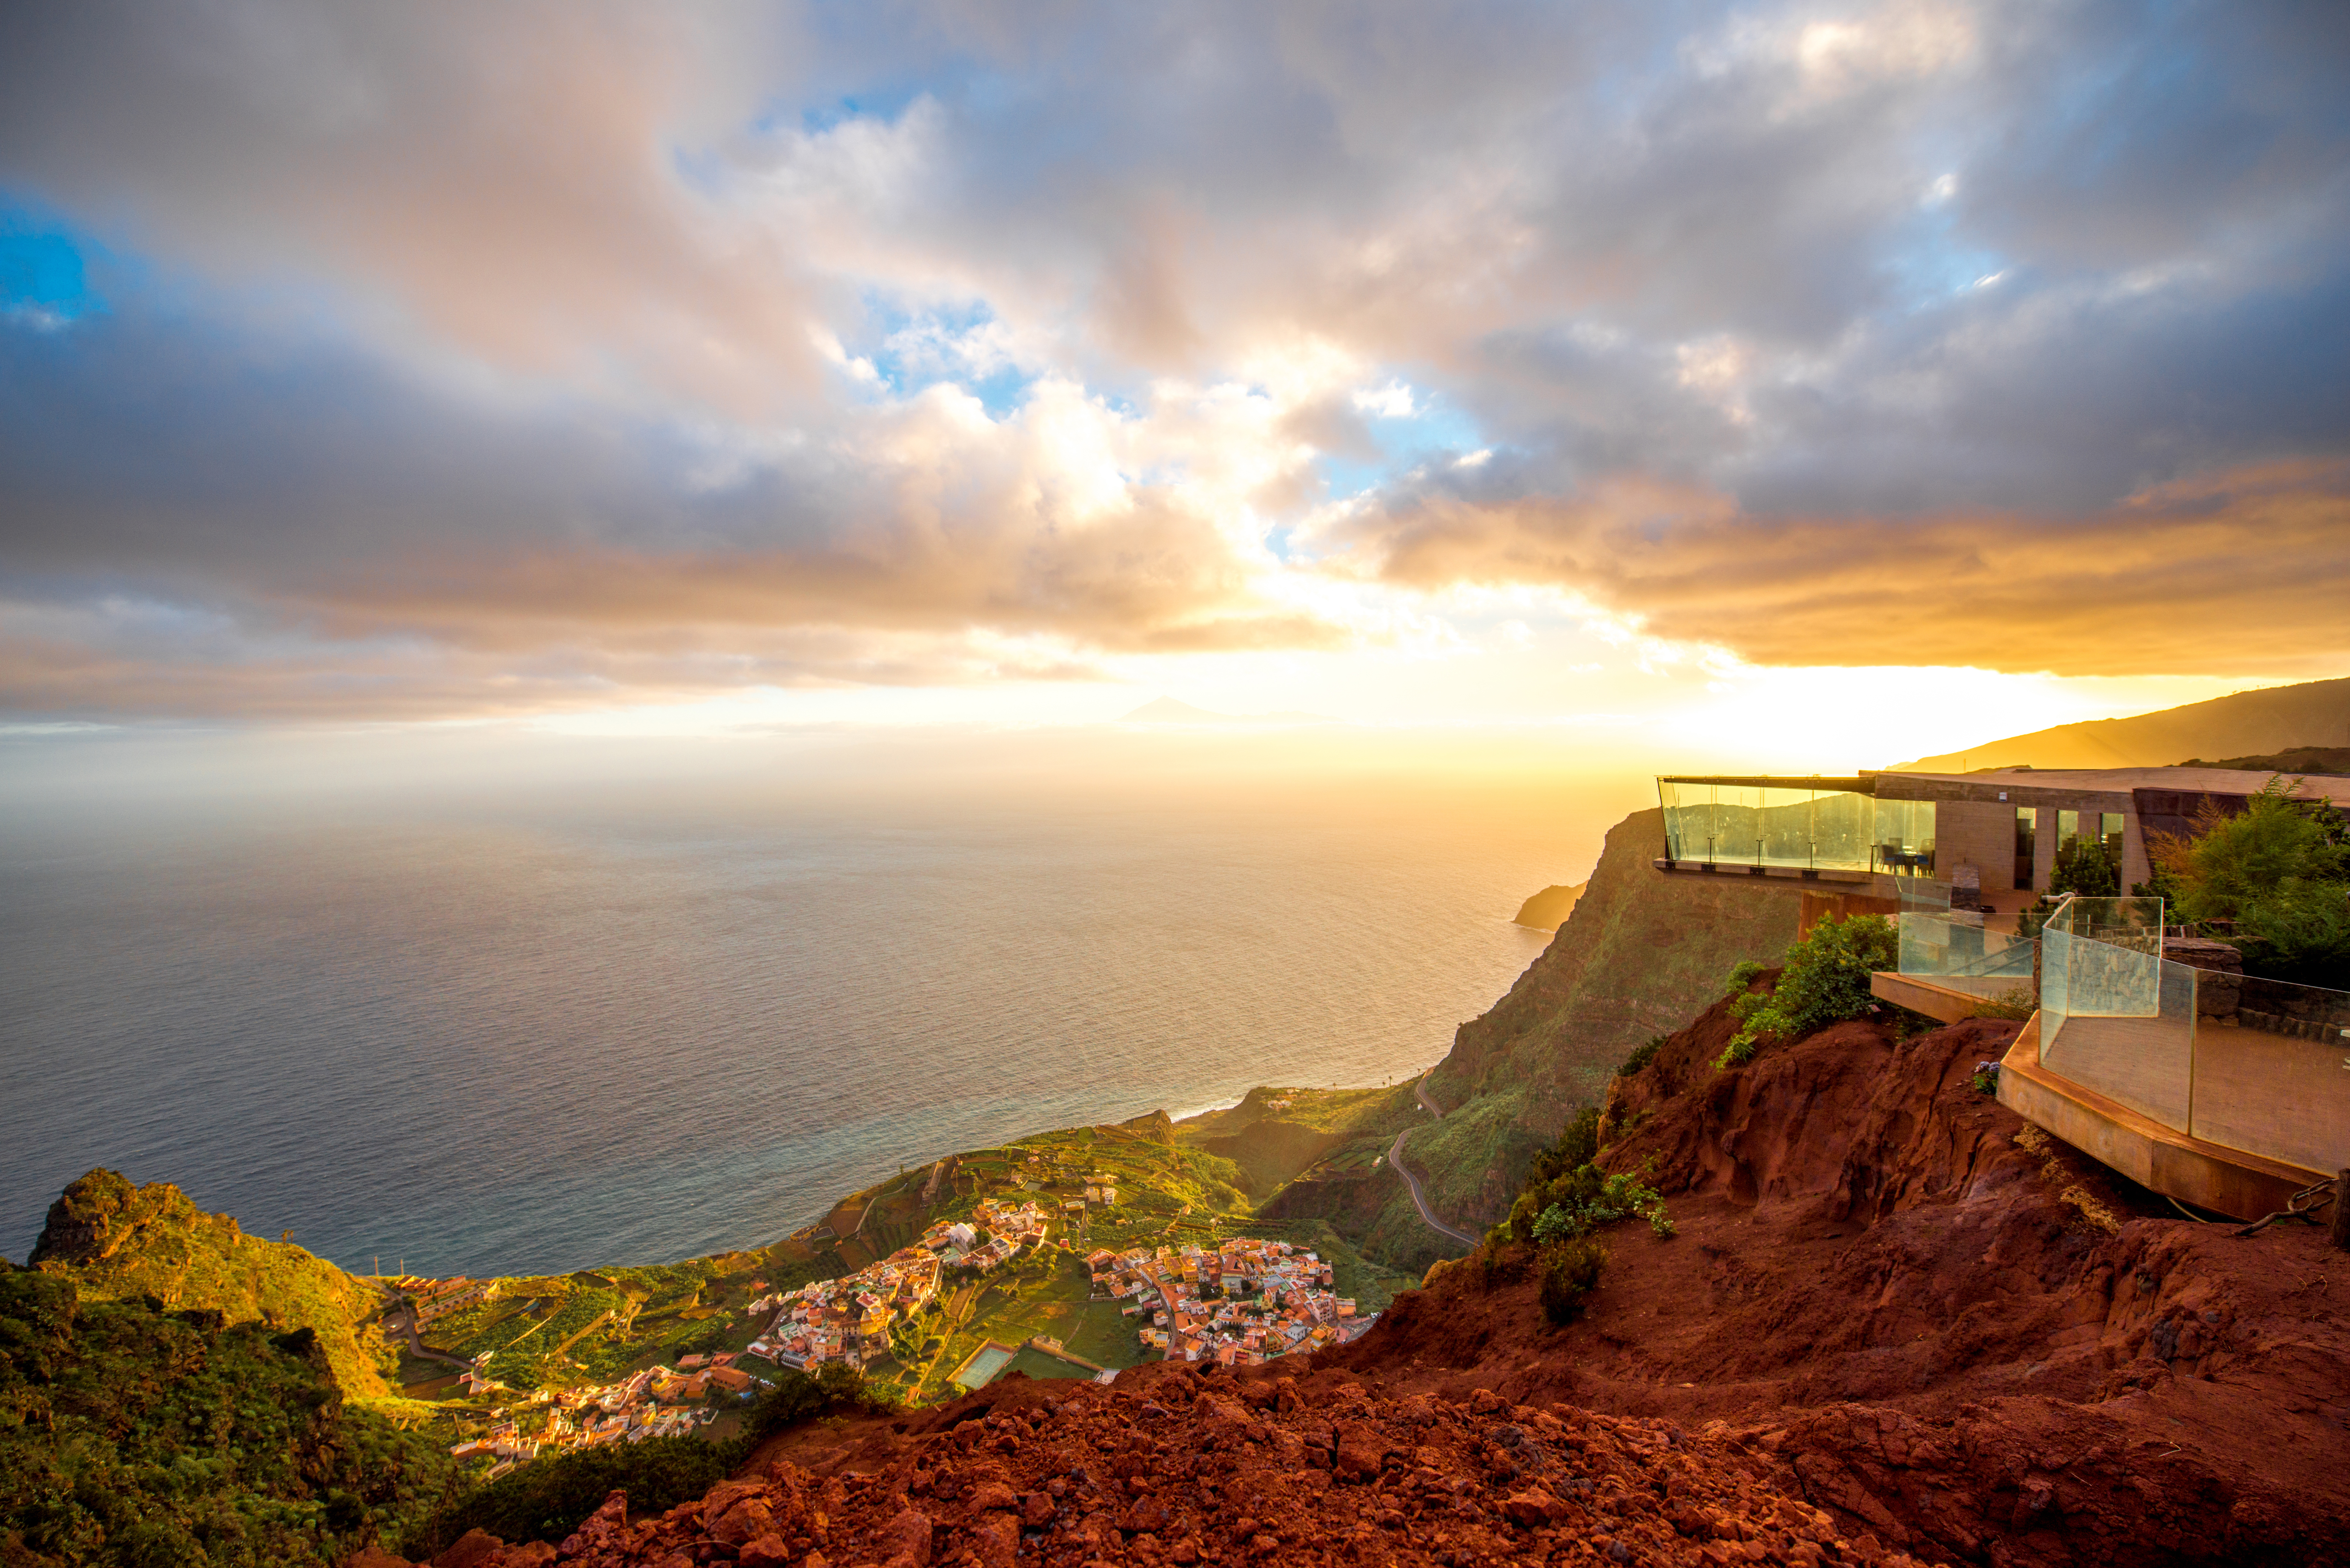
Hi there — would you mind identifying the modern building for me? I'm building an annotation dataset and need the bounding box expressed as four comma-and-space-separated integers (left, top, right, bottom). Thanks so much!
1655, 765, 2350, 917
1653, 761, 2350, 1221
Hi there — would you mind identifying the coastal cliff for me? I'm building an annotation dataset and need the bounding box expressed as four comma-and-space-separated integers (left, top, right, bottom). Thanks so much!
1396, 807, 1803, 1232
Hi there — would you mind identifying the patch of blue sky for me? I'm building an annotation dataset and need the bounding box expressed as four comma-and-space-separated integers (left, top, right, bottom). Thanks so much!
1880, 198, 2011, 311
1313, 389, 1490, 501
786, 82, 929, 137
1, 202, 100, 327
849, 291, 1038, 418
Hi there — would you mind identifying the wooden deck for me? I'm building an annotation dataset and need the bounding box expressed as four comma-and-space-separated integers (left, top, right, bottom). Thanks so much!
1996, 1013, 2324, 1220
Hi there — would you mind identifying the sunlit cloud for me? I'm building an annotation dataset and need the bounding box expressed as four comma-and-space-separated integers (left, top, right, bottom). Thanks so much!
0, 0, 2342, 730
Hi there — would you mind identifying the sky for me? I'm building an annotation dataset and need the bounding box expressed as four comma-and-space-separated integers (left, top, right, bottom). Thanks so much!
2, 1, 2346, 776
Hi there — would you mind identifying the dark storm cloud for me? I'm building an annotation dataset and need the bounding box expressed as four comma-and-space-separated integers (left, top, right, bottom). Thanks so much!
1, 0, 2346, 715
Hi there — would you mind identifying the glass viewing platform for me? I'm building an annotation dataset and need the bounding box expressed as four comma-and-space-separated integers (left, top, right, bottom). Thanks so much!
1658, 776, 1937, 877
2035, 896, 2350, 1180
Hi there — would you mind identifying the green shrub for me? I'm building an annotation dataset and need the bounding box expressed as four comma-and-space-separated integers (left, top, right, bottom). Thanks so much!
1536, 1239, 1607, 1325
1724, 960, 1768, 997
2050, 837, 2119, 898
2157, 777, 2349, 922
2148, 777, 2350, 985
1717, 914, 1897, 1068
1617, 1035, 1668, 1076
1526, 1169, 1669, 1245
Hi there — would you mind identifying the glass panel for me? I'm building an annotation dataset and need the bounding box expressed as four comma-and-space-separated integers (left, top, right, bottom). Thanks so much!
2038, 895, 2192, 1132
2041, 918, 2072, 1046
1872, 798, 1937, 877
2101, 812, 2126, 863
1899, 880, 2035, 995
1812, 789, 1871, 870
2036, 897, 2350, 1174
2191, 974, 2350, 1176
2047, 896, 2163, 1016
1656, 781, 1881, 873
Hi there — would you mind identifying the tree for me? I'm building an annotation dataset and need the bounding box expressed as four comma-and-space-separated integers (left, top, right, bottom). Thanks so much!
2152, 777, 2350, 986
2154, 776, 2349, 923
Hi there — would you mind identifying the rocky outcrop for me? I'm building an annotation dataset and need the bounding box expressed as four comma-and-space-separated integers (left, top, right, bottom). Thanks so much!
31, 1167, 393, 1397
1511, 882, 1586, 931
364, 1370, 1928, 1568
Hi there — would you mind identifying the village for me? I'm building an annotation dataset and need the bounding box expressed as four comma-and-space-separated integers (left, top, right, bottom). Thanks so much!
444, 1353, 764, 1482
744, 1197, 1050, 1371
413, 1147, 1385, 1482
1089, 1233, 1377, 1366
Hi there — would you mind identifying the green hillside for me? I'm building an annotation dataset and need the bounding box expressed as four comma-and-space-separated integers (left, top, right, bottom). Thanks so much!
1407, 807, 1803, 1228
29, 1170, 398, 1399
0, 1257, 458, 1565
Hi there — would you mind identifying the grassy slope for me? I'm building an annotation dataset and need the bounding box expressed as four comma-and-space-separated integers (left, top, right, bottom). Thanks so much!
28, 1170, 398, 1399
1402, 807, 1804, 1230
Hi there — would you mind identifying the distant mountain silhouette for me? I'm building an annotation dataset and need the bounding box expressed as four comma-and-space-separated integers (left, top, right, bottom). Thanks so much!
1897, 674, 2350, 772
1117, 696, 1335, 725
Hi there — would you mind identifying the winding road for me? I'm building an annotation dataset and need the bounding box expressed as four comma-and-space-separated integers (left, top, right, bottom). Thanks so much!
1390, 1072, 1477, 1246
378, 1290, 472, 1376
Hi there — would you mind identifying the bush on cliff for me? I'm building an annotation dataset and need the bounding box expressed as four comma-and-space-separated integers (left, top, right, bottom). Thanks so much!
1529, 1170, 1673, 1243
1536, 1238, 1608, 1325
1719, 914, 1897, 1067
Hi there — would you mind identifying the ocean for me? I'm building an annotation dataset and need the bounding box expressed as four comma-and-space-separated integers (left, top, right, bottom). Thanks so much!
1, 755, 1611, 1279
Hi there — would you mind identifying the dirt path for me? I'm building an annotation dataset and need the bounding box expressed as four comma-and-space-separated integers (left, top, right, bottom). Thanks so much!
1387, 1127, 1477, 1245
1416, 1070, 1444, 1119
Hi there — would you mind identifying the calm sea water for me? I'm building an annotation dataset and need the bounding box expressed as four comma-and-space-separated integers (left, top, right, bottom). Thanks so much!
0, 778, 1583, 1278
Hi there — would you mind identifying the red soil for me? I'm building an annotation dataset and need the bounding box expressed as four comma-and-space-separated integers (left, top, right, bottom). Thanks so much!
1330, 999, 2350, 1565
383, 1370, 1928, 1568
370, 995, 2350, 1568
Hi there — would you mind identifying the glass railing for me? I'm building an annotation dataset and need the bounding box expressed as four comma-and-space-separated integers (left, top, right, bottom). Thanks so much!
2194, 973, 2350, 1176
1657, 780, 1935, 875
2033, 894, 2350, 1177
1895, 882, 2035, 999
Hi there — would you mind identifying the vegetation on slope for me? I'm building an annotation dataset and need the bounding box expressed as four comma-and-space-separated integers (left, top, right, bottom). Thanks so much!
27, 1170, 397, 1398
2149, 775, 2350, 986
0, 1258, 459, 1567
1720, 915, 1899, 1067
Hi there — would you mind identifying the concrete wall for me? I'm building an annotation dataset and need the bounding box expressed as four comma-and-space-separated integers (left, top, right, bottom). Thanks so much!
1889, 778, 2155, 899
1934, 798, 2024, 894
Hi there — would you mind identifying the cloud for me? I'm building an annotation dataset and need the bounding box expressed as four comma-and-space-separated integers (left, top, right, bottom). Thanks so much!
1327, 458, 2350, 677
0, 0, 2345, 718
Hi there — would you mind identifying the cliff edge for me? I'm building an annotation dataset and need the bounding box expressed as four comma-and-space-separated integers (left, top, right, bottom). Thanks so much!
1337, 991, 2350, 1565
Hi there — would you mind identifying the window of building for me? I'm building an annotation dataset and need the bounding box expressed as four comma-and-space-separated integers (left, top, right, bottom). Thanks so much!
2101, 811, 2125, 863
2015, 807, 2036, 891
